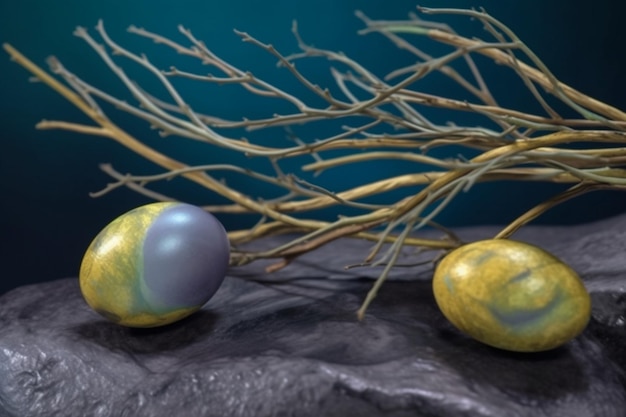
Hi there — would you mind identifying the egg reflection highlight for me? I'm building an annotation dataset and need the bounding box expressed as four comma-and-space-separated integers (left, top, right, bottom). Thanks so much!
79, 202, 230, 327
433, 239, 591, 352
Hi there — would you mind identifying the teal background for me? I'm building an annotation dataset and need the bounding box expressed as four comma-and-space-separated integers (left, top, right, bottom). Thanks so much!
1, 0, 625, 295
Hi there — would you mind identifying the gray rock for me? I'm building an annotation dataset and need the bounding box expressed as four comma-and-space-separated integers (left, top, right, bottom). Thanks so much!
1, 217, 626, 417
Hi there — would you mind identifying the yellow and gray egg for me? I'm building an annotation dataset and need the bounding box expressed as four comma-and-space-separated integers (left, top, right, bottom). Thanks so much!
433, 239, 591, 352
80, 202, 230, 328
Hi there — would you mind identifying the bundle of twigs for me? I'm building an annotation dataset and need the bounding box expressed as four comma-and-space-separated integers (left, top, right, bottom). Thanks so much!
5, 7, 626, 317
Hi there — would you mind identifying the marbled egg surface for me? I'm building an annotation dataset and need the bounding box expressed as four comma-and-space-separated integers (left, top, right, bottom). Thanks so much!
433, 239, 591, 352
80, 202, 230, 327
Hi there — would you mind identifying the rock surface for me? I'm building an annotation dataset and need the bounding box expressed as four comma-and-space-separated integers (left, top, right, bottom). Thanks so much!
1, 216, 626, 417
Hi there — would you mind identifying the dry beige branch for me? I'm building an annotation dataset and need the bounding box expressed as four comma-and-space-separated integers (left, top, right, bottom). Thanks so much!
5, 6, 626, 316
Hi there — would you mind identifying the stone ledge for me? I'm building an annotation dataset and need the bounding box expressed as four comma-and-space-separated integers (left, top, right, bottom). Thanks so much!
1, 217, 625, 417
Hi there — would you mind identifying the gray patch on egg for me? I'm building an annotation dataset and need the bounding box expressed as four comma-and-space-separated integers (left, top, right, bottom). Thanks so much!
488, 291, 563, 330
443, 273, 455, 293
506, 268, 532, 284
142, 204, 229, 308
466, 248, 495, 267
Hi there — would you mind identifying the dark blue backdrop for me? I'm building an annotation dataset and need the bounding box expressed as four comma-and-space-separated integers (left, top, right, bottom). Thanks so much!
1, 0, 625, 295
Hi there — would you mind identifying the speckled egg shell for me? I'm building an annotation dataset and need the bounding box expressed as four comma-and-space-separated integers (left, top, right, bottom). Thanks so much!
79, 202, 230, 328
432, 239, 591, 352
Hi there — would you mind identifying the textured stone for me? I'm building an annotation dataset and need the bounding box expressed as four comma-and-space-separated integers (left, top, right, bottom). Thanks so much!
1, 216, 626, 416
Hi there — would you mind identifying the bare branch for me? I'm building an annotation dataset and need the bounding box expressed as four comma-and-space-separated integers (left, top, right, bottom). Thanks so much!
5, 5, 626, 318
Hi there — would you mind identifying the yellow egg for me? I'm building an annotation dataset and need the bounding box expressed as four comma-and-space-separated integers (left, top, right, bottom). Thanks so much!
432, 239, 591, 352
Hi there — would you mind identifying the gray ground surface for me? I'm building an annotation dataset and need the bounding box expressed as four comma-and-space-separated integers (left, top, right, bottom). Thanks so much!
1, 216, 625, 416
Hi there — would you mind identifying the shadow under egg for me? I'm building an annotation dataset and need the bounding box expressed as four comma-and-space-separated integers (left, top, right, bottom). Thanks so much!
71, 309, 219, 354
434, 325, 590, 400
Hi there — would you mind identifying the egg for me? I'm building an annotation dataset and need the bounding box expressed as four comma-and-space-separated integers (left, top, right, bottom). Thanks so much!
79, 202, 230, 327
432, 239, 591, 352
